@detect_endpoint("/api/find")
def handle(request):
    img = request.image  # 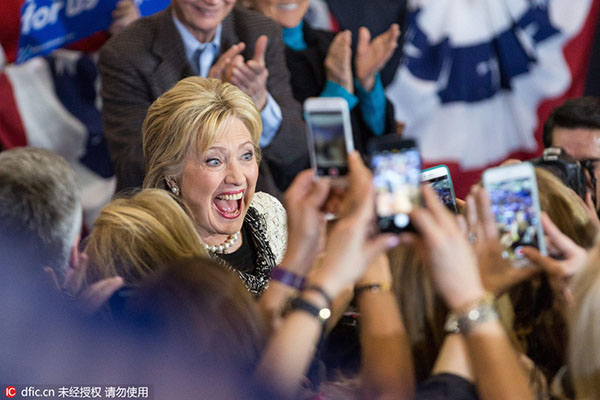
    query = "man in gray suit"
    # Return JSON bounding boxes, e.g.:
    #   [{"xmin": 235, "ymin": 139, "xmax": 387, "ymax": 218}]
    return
[{"xmin": 99, "ymin": 0, "xmax": 308, "ymax": 193}]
